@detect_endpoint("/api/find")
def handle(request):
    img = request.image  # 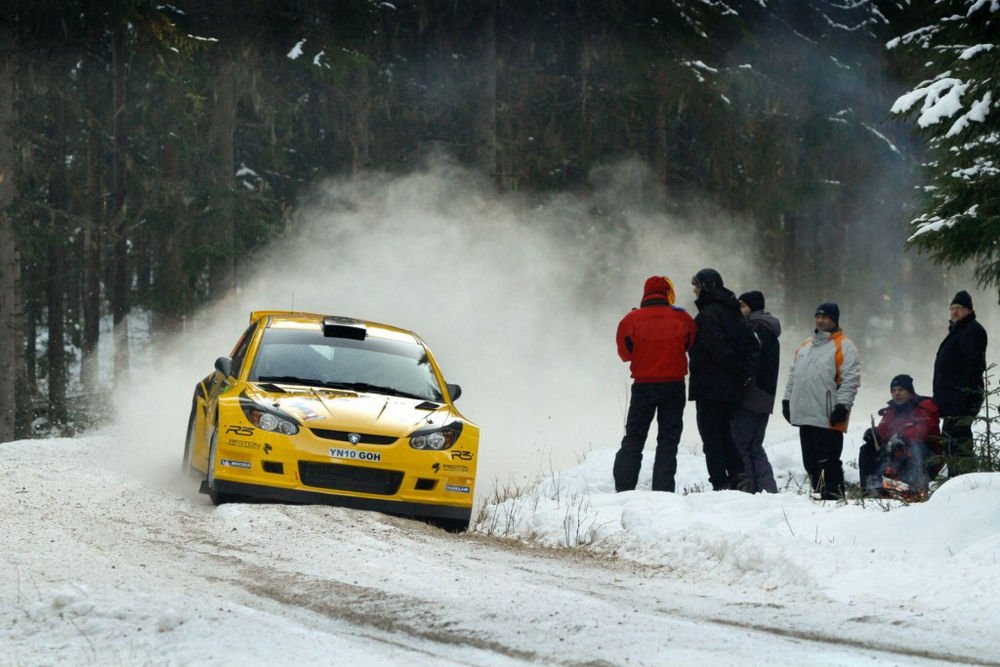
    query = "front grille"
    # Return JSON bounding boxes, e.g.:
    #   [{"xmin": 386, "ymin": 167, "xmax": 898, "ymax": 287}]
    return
[
  {"xmin": 309, "ymin": 428, "xmax": 398, "ymax": 445},
  {"xmin": 298, "ymin": 461, "xmax": 404, "ymax": 495}
]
